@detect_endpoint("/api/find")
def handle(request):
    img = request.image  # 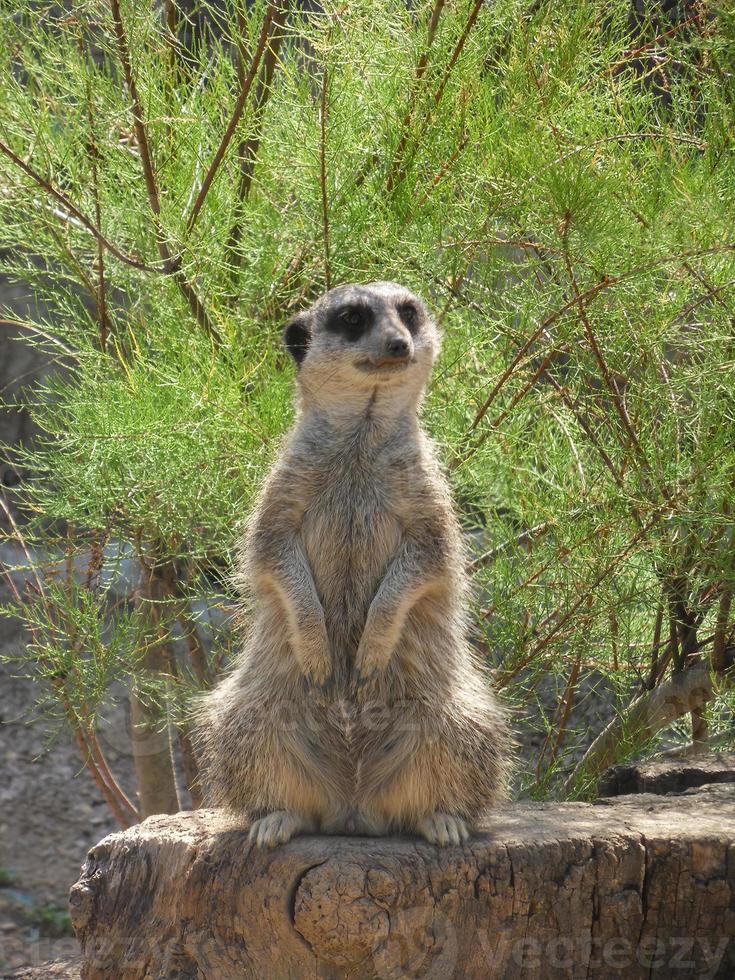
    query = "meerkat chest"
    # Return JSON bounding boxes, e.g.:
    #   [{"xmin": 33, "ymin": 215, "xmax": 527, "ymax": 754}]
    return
[
  {"xmin": 298, "ymin": 431, "xmax": 421, "ymax": 590},
  {"xmin": 301, "ymin": 457, "xmax": 404, "ymax": 576}
]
